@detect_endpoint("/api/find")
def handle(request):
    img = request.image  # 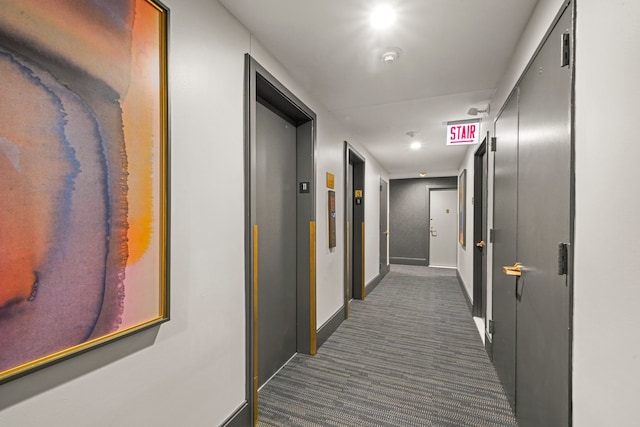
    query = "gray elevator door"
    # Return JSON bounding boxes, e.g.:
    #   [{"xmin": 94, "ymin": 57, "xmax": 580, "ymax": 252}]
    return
[
  {"xmin": 256, "ymin": 102, "xmax": 297, "ymax": 387},
  {"xmin": 492, "ymin": 90, "xmax": 519, "ymax": 407},
  {"xmin": 515, "ymin": 8, "xmax": 571, "ymax": 426}
]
